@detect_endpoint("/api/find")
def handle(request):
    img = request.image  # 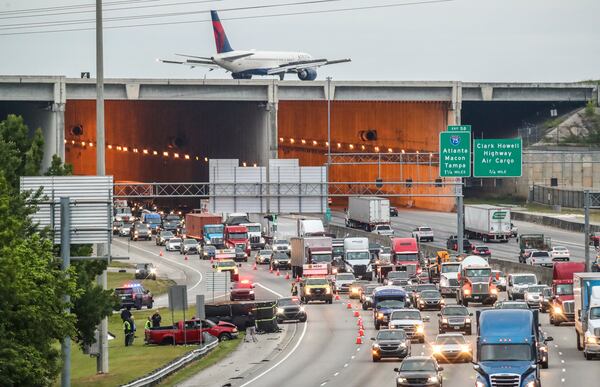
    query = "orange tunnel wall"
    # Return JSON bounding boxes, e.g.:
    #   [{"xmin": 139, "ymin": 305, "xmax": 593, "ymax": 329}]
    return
[{"xmin": 278, "ymin": 101, "xmax": 454, "ymax": 212}]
